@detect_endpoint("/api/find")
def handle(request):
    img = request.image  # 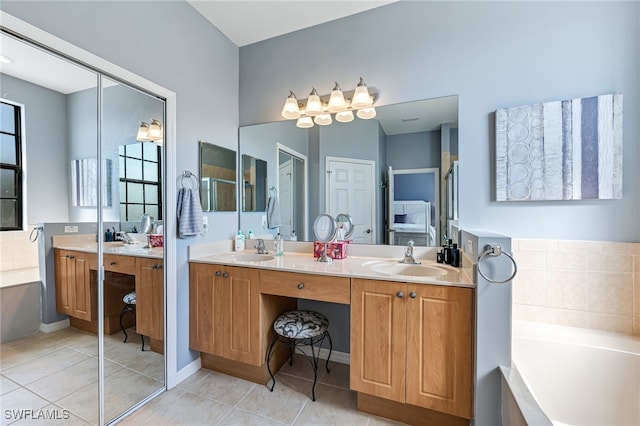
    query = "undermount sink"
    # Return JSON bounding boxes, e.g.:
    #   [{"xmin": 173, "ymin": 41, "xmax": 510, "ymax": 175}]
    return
[
  {"xmin": 230, "ymin": 253, "xmax": 275, "ymax": 262},
  {"xmin": 365, "ymin": 260, "xmax": 455, "ymax": 278}
]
